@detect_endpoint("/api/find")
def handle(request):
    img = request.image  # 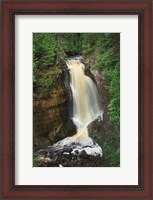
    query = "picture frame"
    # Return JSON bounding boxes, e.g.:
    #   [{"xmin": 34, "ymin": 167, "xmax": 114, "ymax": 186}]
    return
[{"xmin": 0, "ymin": 0, "xmax": 152, "ymax": 199}]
